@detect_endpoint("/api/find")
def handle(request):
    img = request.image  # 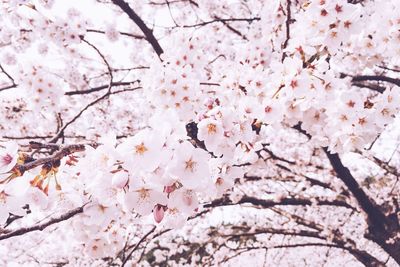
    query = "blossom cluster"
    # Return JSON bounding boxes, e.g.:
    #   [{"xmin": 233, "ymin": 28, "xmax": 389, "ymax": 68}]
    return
[{"xmin": 0, "ymin": 0, "xmax": 399, "ymax": 262}]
